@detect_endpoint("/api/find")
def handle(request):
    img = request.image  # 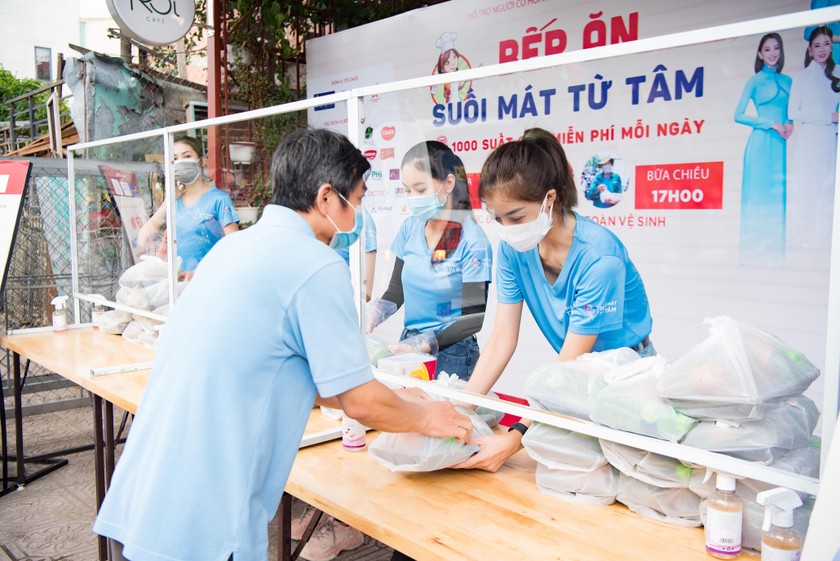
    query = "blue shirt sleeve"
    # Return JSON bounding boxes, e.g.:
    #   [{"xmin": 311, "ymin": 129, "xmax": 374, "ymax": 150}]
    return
[
  {"xmin": 569, "ymin": 256, "xmax": 625, "ymax": 334},
  {"xmin": 364, "ymin": 210, "xmax": 377, "ymax": 253},
  {"xmin": 495, "ymin": 242, "xmax": 523, "ymax": 304},
  {"xmin": 287, "ymin": 260, "xmax": 373, "ymax": 397},
  {"xmin": 215, "ymin": 191, "xmax": 239, "ymax": 227}
]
